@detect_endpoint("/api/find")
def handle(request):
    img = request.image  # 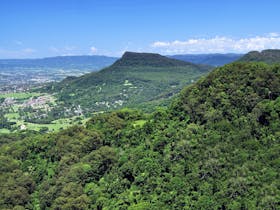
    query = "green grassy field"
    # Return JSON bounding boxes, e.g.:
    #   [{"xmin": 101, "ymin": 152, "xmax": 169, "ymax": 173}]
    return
[
  {"xmin": 4, "ymin": 112, "xmax": 20, "ymax": 120},
  {"xmin": 0, "ymin": 92, "xmax": 41, "ymax": 99},
  {"xmin": 23, "ymin": 116, "xmax": 90, "ymax": 132},
  {"xmin": 0, "ymin": 91, "xmax": 89, "ymax": 134},
  {"xmin": 0, "ymin": 116, "xmax": 90, "ymax": 134}
]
